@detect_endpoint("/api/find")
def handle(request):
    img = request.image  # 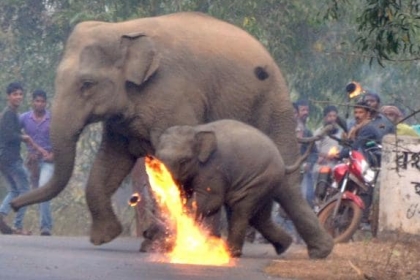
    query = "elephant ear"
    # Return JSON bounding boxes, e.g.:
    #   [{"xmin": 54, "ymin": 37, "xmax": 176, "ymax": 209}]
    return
[
  {"xmin": 196, "ymin": 131, "xmax": 217, "ymax": 163},
  {"xmin": 120, "ymin": 33, "xmax": 161, "ymax": 86}
]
